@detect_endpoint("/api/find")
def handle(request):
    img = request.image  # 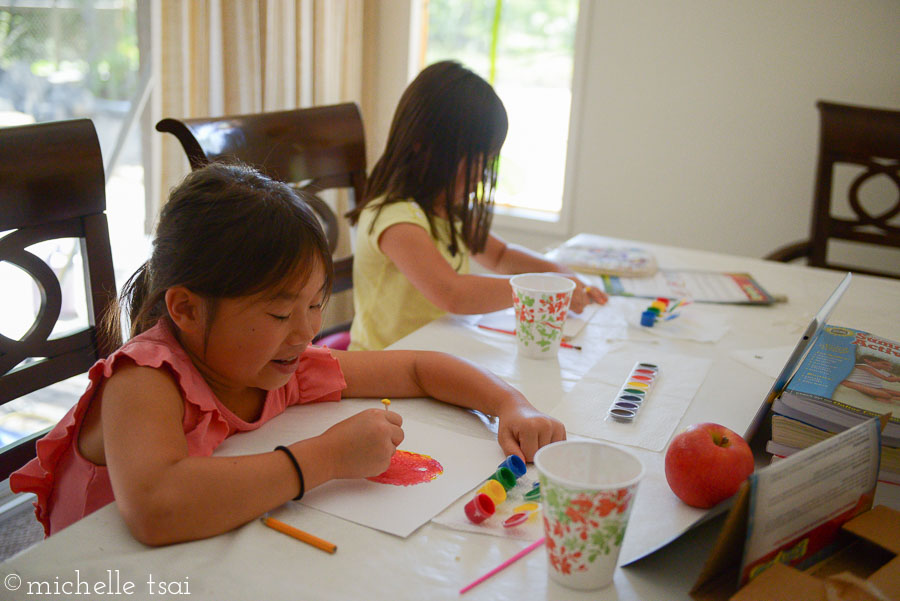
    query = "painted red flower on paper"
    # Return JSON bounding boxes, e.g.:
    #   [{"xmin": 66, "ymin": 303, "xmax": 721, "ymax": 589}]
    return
[{"xmin": 367, "ymin": 450, "xmax": 443, "ymax": 486}]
